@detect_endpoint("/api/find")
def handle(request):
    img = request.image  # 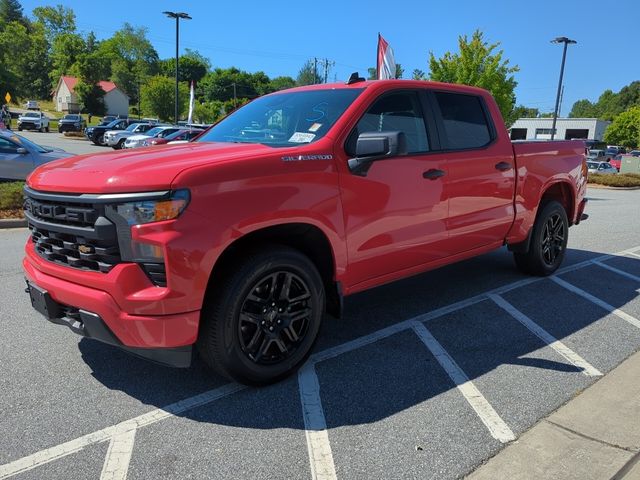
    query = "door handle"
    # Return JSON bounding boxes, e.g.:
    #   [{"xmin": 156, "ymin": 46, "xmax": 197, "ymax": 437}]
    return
[
  {"xmin": 423, "ymin": 169, "xmax": 446, "ymax": 180},
  {"xmin": 495, "ymin": 161, "xmax": 513, "ymax": 171}
]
